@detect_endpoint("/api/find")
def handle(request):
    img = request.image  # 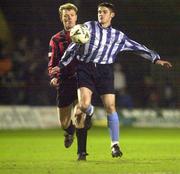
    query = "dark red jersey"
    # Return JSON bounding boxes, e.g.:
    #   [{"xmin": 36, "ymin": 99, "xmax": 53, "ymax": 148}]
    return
[{"xmin": 48, "ymin": 30, "xmax": 77, "ymax": 80}]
